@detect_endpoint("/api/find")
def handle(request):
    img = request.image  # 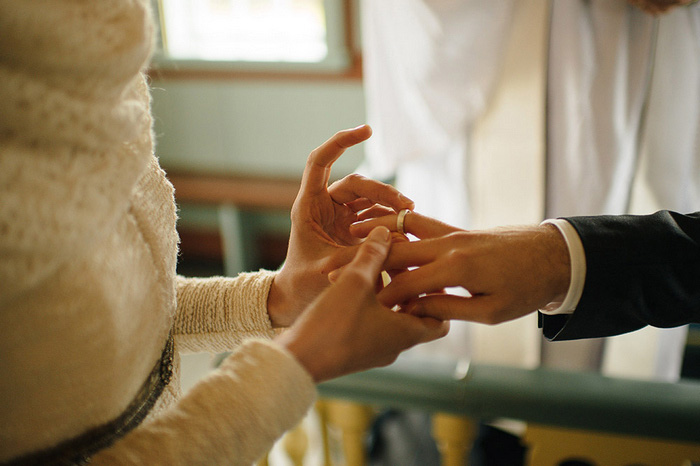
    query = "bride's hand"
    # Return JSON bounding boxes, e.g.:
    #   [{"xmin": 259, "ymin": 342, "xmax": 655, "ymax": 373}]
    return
[
  {"xmin": 276, "ymin": 227, "xmax": 449, "ymax": 383},
  {"xmin": 267, "ymin": 125, "xmax": 414, "ymax": 327}
]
